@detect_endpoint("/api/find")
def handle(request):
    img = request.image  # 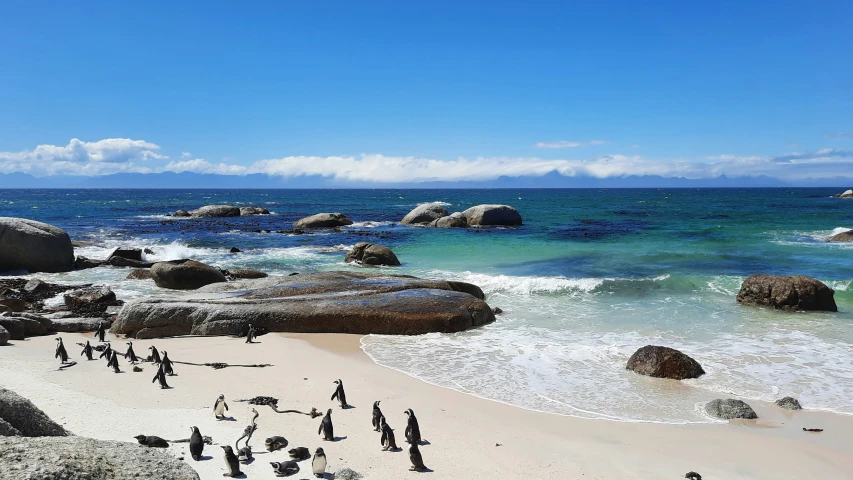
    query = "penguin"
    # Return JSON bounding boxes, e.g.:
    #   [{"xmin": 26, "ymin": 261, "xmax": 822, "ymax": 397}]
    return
[
  {"xmin": 99, "ymin": 342, "xmax": 112, "ymax": 363},
  {"xmin": 380, "ymin": 416, "xmax": 399, "ymax": 451},
  {"xmin": 94, "ymin": 322, "xmax": 106, "ymax": 342},
  {"xmin": 318, "ymin": 408, "xmax": 334, "ymax": 441},
  {"xmin": 221, "ymin": 445, "xmax": 243, "ymax": 477},
  {"xmin": 264, "ymin": 436, "xmax": 288, "ymax": 452},
  {"xmin": 125, "ymin": 341, "xmax": 138, "ymax": 363},
  {"xmin": 311, "ymin": 447, "xmax": 327, "ymax": 478},
  {"xmin": 408, "ymin": 437, "xmax": 428, "ymax": 471},
  {"xmin": 245, "ymin": 324, "xmax": 256, "ymax": 344},
  {"xmin": 80, "ymin": 340, "xmax": 93, "ymax": 361},
  {"xmin": 108, "ymin": 350, "xmax": 121, "ymax": 373},
  {"xmin": 134, "ymin": 435, "xmax": 169, "ymax": 448},
  {"xmin": 152, "ymin": 363, "xmax": 170, "ymax": 389},
  {"xmin": 288, "ymin": 447, "xmax": 311, "ymax": 461},
  {"xmin": 372, "ymin": 400, "xmax": 383, "ymax": 432},
  {"xmin": 149, "ymin": 345, "xmax": 161, "ymax": 364},
  {"xmin": 331, "ymin": 379, "xmax": 349, "ymax": 408},
  {"xmin": 161, "ymin": 351, "xmax": 175, "ymax": 375},
  {"xmin": 270, "ymin": 461, "xmax": 300, "ymax": 477},
  {"xmin": 404, "ymin": 408, "xmax": 422, "ymax": 444},
  {"xmin": 54, "ymin": 337, "xmax": 69, "ymax": 363},
  {"xmin": 685, "ymin": 473, "xmax": 702, "ymax": 480},
  {"xmin": 214, "ymin": 394, "xmax": 229, "ymax": 419},
  {"xmin": 189, "ymin": 426, "xmax": 204, "ymax": 461}
]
